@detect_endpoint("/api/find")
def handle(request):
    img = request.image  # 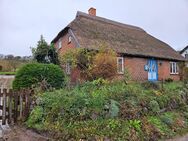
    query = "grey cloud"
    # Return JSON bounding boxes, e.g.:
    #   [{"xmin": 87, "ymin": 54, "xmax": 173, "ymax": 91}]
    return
[{"xmin": 0, "ymin": 0, "xmax": 188, "ymax": 56}]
